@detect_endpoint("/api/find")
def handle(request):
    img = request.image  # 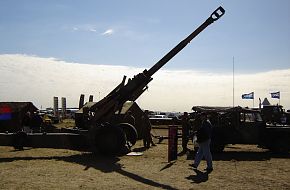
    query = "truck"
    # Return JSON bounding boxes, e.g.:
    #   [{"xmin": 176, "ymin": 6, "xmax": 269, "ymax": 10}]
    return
[
  {"xmin": 191, "ymin": 106, "xmax": 290, "ymax": 153},
  {"xmin": 0, "ymin": 7, "xmax": 225, "ymax": 155},
  {"xmin": 260, "ymin": 105, "xmax": 290, "ymax": 125}
]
